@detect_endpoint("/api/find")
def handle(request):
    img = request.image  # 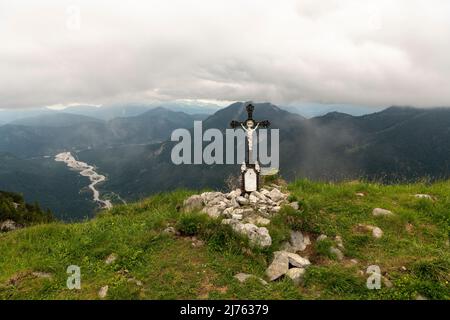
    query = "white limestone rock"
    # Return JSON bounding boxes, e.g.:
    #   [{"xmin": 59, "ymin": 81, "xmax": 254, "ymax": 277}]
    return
[
  {"xmin": 231, "ymin": 197, "xmax": 240, "ymax": 208},
  {"xmin": 268, "ymin": 188, "xmax": 284, "ymax": 202},
  {"xmin": 208, "ymin": 197, "xmax": 226, "ymax": 207},
  {"xmin": 372, "ymin": 208, "xmax": 393, "ymax": 217},
  {"xmin": 271, "ymin": 206, "xmax": 281, "ymax": 214},
  {"xmin": 249, "ymin": 194, "xmax": 259, "ymax": 204},
  {"xmin": 289, "ymin": 202, "xmax": 299, "ymax": 210},
  {"xmin": 98, "ymin": 285, "xmax": 109, "ymax": 299},
  {"xmin": 234, "ymin": 273, "xmax": 267, "ymax": 285},
  {"xmin": 285, "ymin": 268, "xmax": 306, "ymax": 285},
  {"xmin": 372, "ymin": 227, "xmax": 383, "ymax": 239},
  {"xmin": 335, "ymin": 235, "xmax": 344, "ymax": 249},
  {"xmin": 227, "ymin": 189, "xmax": 241, "ymax": 199},
  {"xmin": 266, "ymin": 251, "xmax": 289, "ymax": 281},
  {"xmin": 245, "ymin": 215, "xmax": 270, "ymax": 226},
  {"xmin": 232, "ymin": 214, "xmax": 243, "ymax": 220},
  {"xmin": 183, "ymin": 195, "xmax": 204, "ymax": 212},
  {"xmin": 222, "ymin": 207, "xmax": 234, "ymax": 217},
  {"xmin": 236, "ymin": 196, "xmax": 249, "ymax": 206},
  {"xmin": 163, "ymin": 226, "xmax": 178, "ymax": 236},
  {"xmin": 290, "ymin": 231, "xmax": 310, "ymax": 252},
  {"xmin": 251, "ymin": 190, "xmax": 266, "ymax": 201},
  {"xmin": 201, "ymin": 192, "xmax": 224, "ymax": 204},
  {"xmin": 383, "ymin": 276, "xmax": 393, "ymax": 288},
  {"xmin": 286, "ymin": 252, "xmax": 311, "ymax": 268},
  {"xmin": 246, "ymin": 225, "xmax": 272, "ymax": 248},
  {"xmin": 202, "ymin": 206, "xmax": 223, "ymax": 219},
  {"xmin": 0, "ymin": 219, "xmax": 20, "ymax": 232},
  {"xmin": 222, "ymin": 220, "xmax": 272, "ymax": 248},
  {"xmin": 232, "ymin": 208, "xmax": 245, "ymax": 215},
  {"xmin": 255, "ymin": 217, "xmax": 271, "ymax": 226},
  {"xmin": 414, "ymin": 194, "xmax": 433, "ymax": 200},
  {"xmin": 241, "ymin": 208, "xmax": 255, "ymax": 215},
  {"xmin": 329, "ymin": 247, "xmax": 344, "ymax": 261},
  {"xmin": 357, "ymin": 224, "xmax": 383, "ymax": 238}
]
